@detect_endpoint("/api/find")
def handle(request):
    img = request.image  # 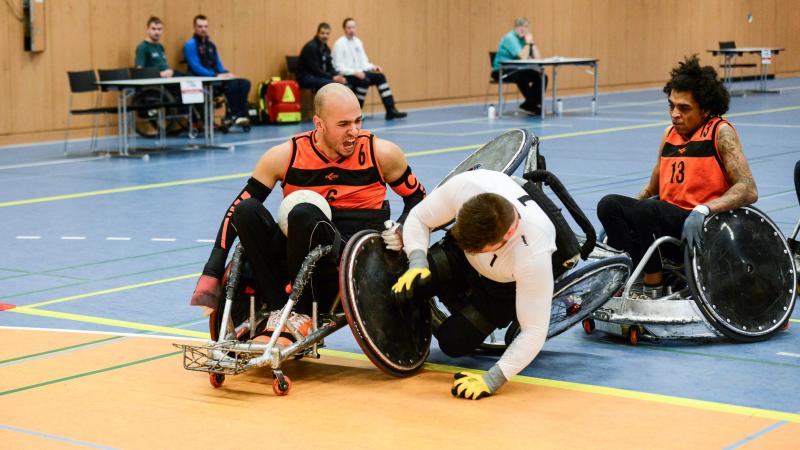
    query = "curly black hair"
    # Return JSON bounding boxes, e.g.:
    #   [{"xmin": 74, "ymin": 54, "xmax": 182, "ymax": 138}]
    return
[{"xmin": 663, "ymin": 55, "xmax": 730, "ymax": 117}]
